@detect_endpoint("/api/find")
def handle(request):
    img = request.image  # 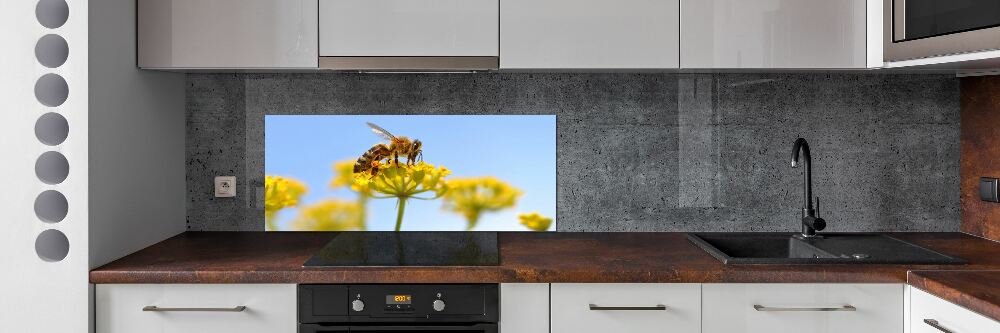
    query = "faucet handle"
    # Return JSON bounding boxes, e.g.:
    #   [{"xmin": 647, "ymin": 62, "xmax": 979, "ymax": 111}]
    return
[{"xmin": 815, "ymin": 196, "xmax": 820, "ymax": 218}]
